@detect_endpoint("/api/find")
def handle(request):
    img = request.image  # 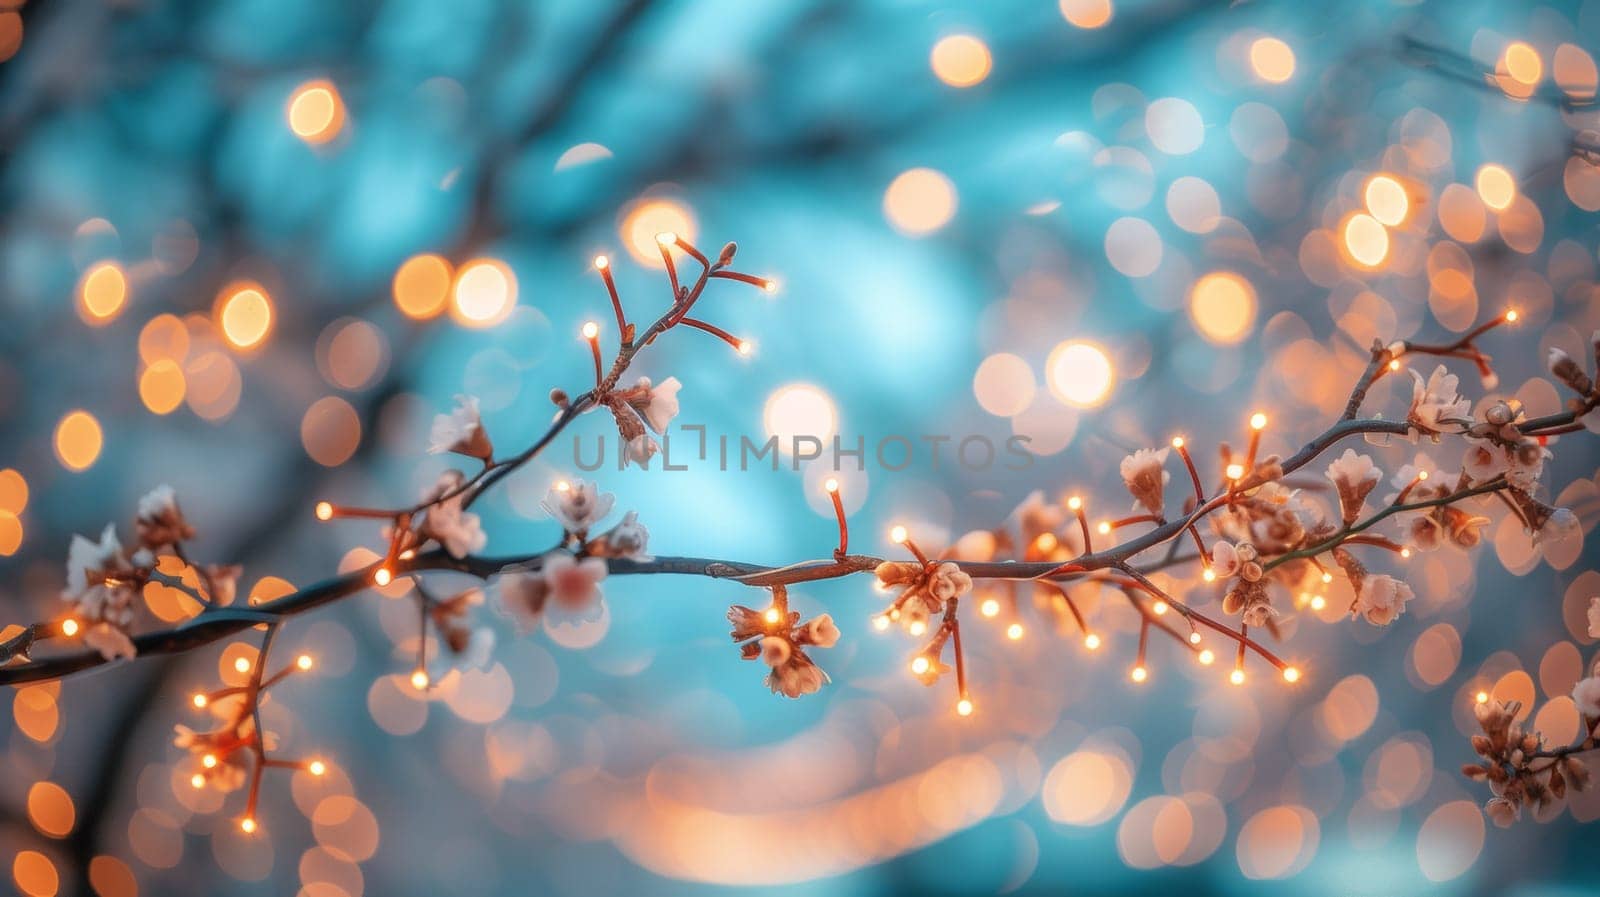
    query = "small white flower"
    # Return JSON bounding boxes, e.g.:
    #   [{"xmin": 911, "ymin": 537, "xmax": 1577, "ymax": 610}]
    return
[
  {"xmin": 770, "ymin": 661, "xmax": 826, "ymax": 698},
  {"xmin": 1461, "ymin": 438, "xmax": 1509, "ymax": 484},
  {"xmin": 1536, "ymin": 507, "xmax": 1581, "ymax": 546},
  {"xmin": 134, "ymin": 484, "xmax": 194, "ymax": 548},
  {"xmin": 1119, "ymin": 448, "xmax": 1170, "ymax": 517},
  {"xmin": 806, "ymin": 614, "xmax": 840, "ymax": 649},
  {"xmin": 630, "ymin": 376, "xmax": 682, "ymax": 433},
  {"xmin": 1572, "ymin": 676, "xmax": 1600, "ymax": 717},
  {"xmin": 493, "ymin": 570, "xmax": 549, "ymax": 635},
  {"xmin": 542, "ymin": 552, "xmax": 607, "ymax": 620},
  {"xmin": 1485, "ymin": 797, "xmax": 1519, "ymax": 828},
  {"xmin": 1505, "ymin": 441, "xmax": 1550, "ymax": 491},
  {"xmin": 1588, "ymin": 596, "xmax": 1600, "ymax": 640},
  {"xmin": 927, "ymin": 562, "xmax": 973, "ymax": 603},
  {"xmin": 428, "ymin": 395, "xmax": 493, "ymax": 461},
  {"xmin": 1210, "ymin": 541, "xmax": 1240, "ymax": 579},
  {"xmin": 626, "ymin": 434, "xmax": 659, "ymax": 468},
  {"xmin": 759, "ymin": 636, "xmax": 792, "ymax": 668},
  {"xmin": 419, "ymin": 471, "xmax": 487, "ymax": 558},
  {"xmin": 1325, "ymin": 448, "xmax": 1381, "ymax": 524},
  {"xmin": 1351, "ymin": 574, "xmax": 1414, "ymax": 627},
  {"xmin": 84, "ymin": 622, "xmax": 136, "ymax": 661},
  {"xmin": 1406, "ymin": 365, "xmax": 1471, "ymax": 438},
  {"xmin": 539, "ymin": 479, "xmax": 615, "ymax": 535},
  {"xmin": 64, "ymin": 523, "xmax": 123, "ymax": 600},
  {"xmin": 591, "ymin": 510, "xmax": 650, "ymax": 560}
]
